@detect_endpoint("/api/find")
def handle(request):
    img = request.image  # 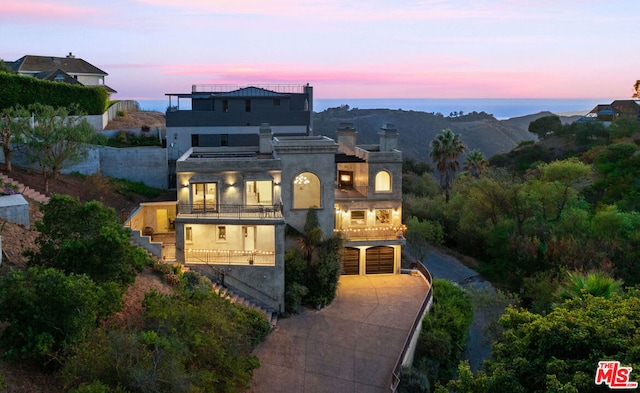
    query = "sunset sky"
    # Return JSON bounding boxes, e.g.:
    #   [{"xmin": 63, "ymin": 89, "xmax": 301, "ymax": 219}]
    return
[{"xmin": 2, "ymin": 0, "xmax": 639, "ymax": 101}]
